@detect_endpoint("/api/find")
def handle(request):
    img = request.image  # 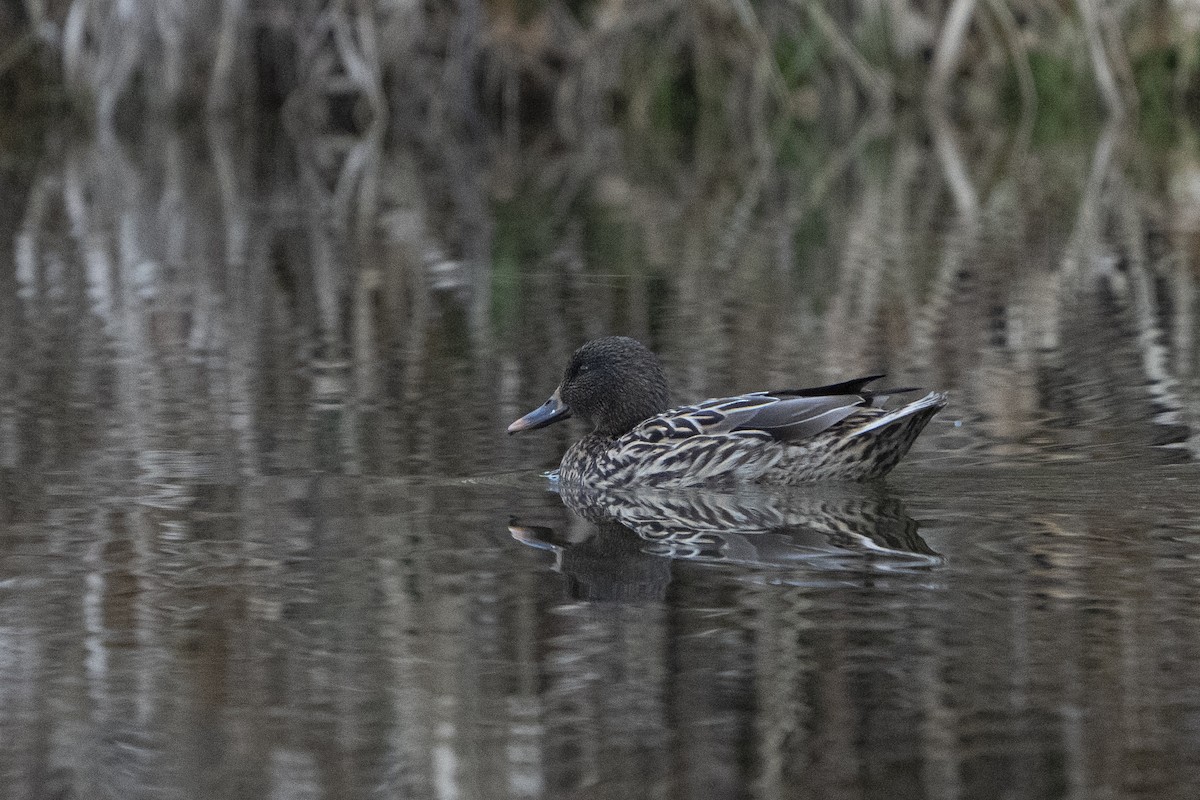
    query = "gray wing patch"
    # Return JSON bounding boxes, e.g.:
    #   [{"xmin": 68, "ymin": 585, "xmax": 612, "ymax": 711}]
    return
[
  {"xmin": 634, "ymin": 394, "xmax": 864, "ymax": 443},
  {"xmin": 641, "ymin": 396, "xmax": 777, "ymax": 437},
  {"xmin": 746, "ymin": 397, "xmax": 863, "ymax": 441}
]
